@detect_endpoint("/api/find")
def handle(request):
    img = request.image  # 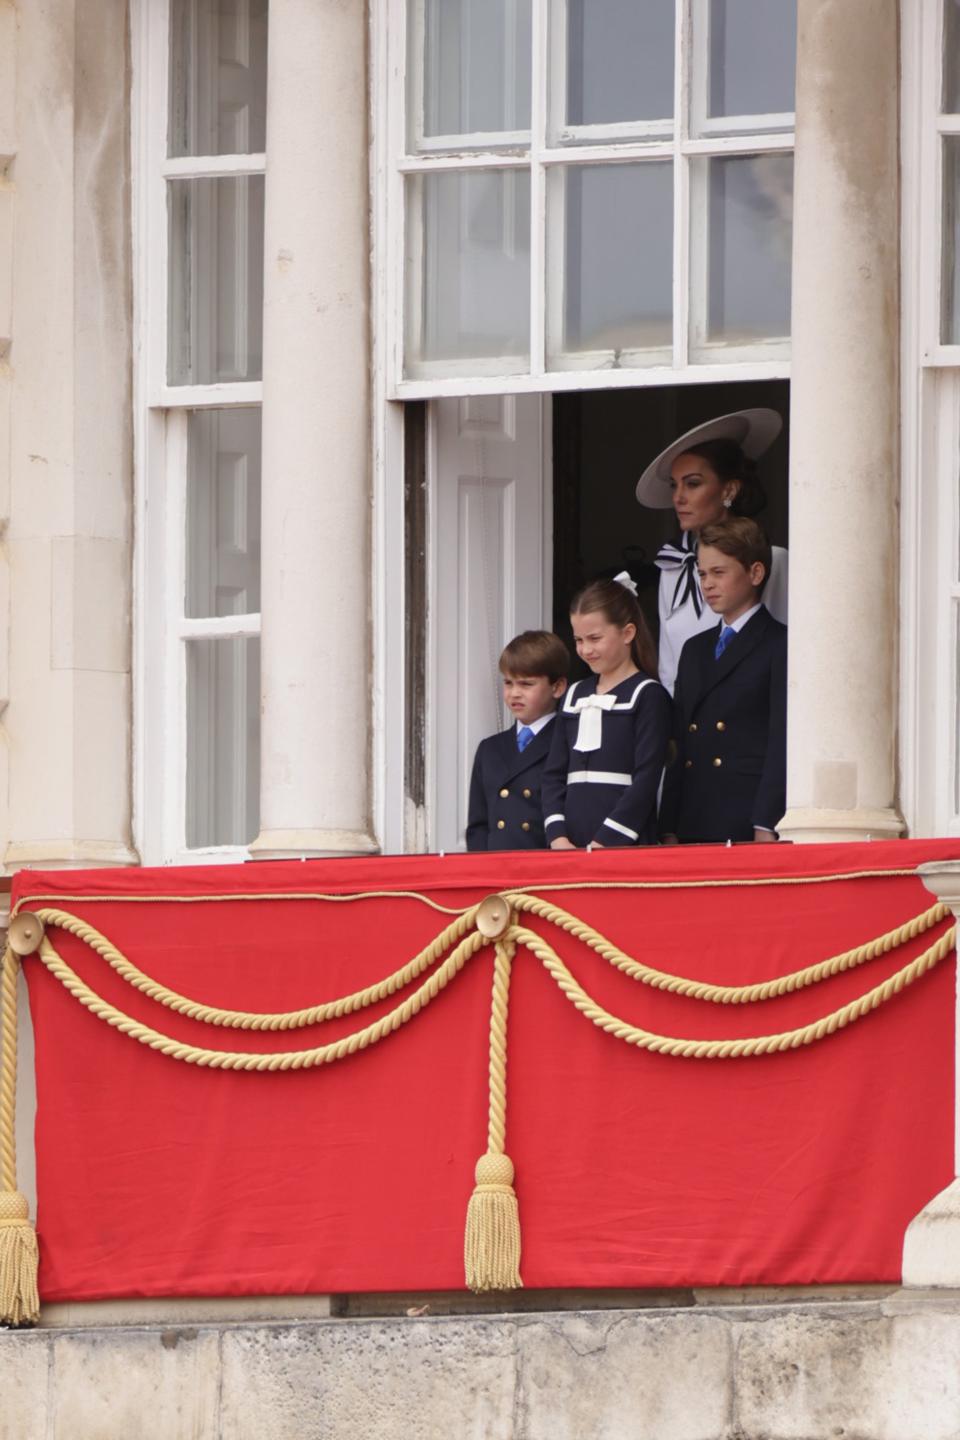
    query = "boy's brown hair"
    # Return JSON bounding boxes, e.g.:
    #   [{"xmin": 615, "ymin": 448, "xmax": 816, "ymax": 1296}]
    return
[
  {"xmin": 698, "ymin": 517, "xmax": 773, "ymax": 591},
  {"xmin": 499, "ymin": 630, "xmax": 570, "ymax": 683}
]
